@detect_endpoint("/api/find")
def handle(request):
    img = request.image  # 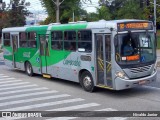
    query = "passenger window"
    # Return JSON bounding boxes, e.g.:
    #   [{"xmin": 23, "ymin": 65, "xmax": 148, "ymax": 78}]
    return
[
  {"xmin": 19, "ymin": 32, "xmax": 28, "ymax": 47},
  {"xmin": 78, "ymin": 30, "xmax": 92, "ymax": 52},
  {"xmin": 51, "ymin": 31, "xmax": 63, "ymax": 50},
  {"xmin": 64, "ymin": 31, "xmax": 76, "ymax": 51},
  {"xmin": 3, "ymin": 33, "xmax": 11, "ymax": 46},
  {"xmin": 28, "ymin": 32, "xmax": 37, "ymax": 48}
]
